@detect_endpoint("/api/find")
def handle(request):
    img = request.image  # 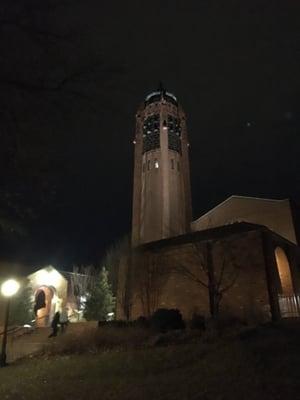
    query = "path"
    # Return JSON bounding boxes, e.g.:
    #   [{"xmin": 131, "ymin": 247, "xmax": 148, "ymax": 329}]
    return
[{"xmin": 6, "ymin": 327, "xmax": 51, "ymax": 362}]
